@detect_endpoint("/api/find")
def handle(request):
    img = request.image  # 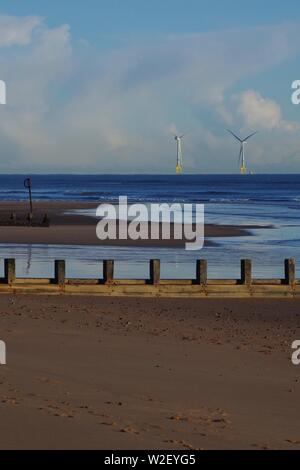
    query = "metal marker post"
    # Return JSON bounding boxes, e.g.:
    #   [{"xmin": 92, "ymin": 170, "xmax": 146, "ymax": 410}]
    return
[{"xmin": 24, "ymin": 178, "xmax": 33, "ymax": 223}]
